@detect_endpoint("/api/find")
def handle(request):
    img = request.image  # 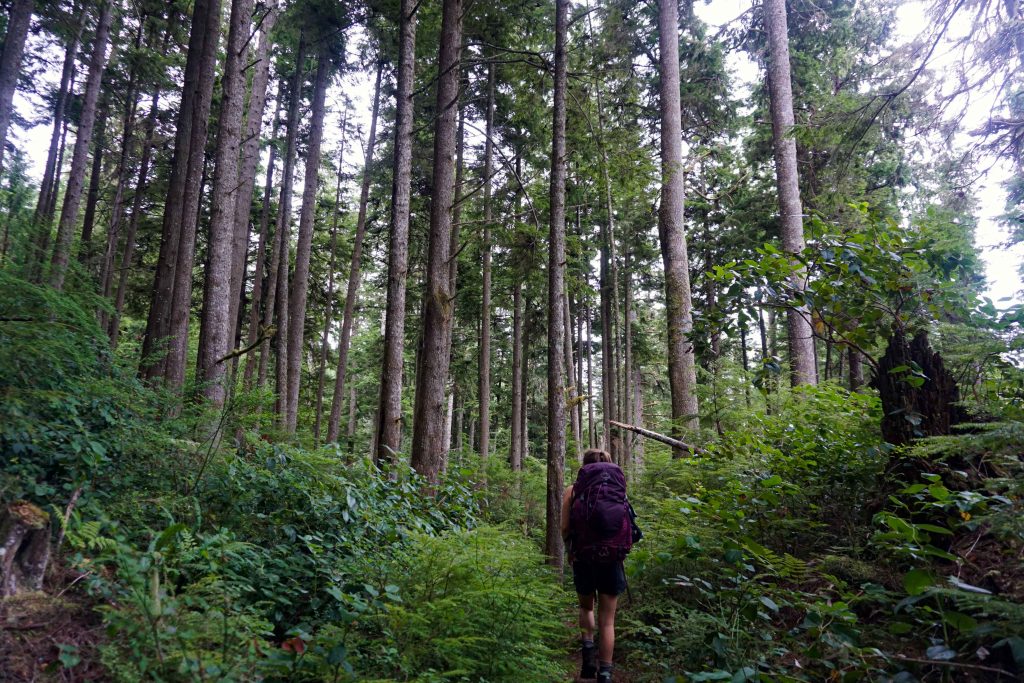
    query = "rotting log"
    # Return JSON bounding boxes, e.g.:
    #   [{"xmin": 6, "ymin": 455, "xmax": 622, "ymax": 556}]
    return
[
  {"xmin": 610, "ymin": 420, "xmax": 703, "ymax": 456},
  {"xmin": 1, "ymin": 501, "xmax": 51, "ymax": 596}
]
